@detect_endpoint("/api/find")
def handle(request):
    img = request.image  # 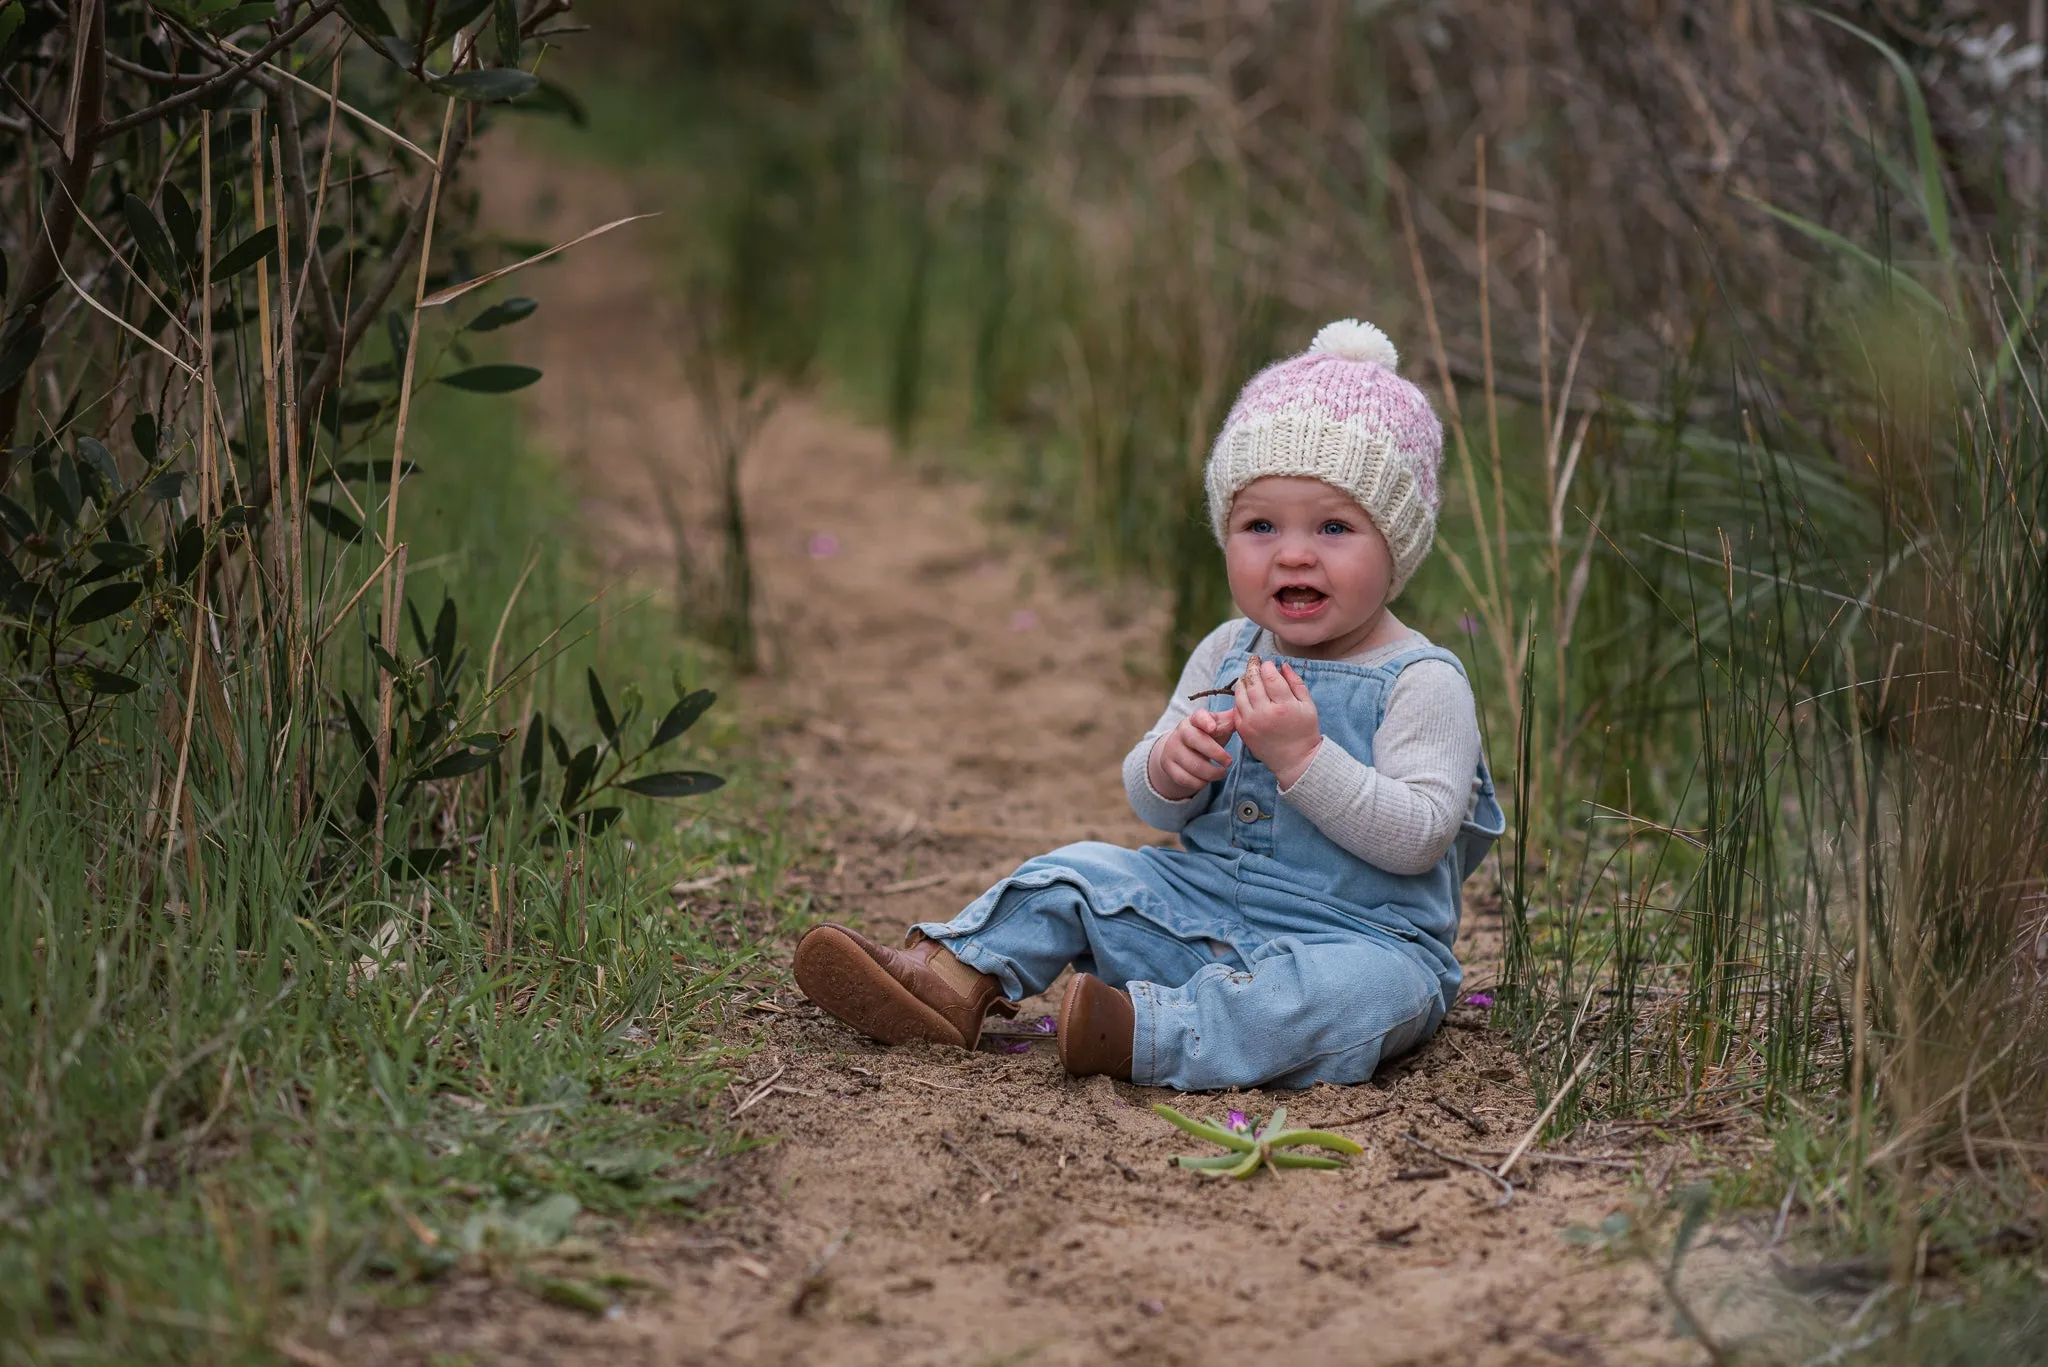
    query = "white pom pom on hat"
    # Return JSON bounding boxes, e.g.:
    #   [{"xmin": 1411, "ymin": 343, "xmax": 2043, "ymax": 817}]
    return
[{"xmin": 1308, "ymin": 318, "xmax": 1399, "ymax": 369}]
